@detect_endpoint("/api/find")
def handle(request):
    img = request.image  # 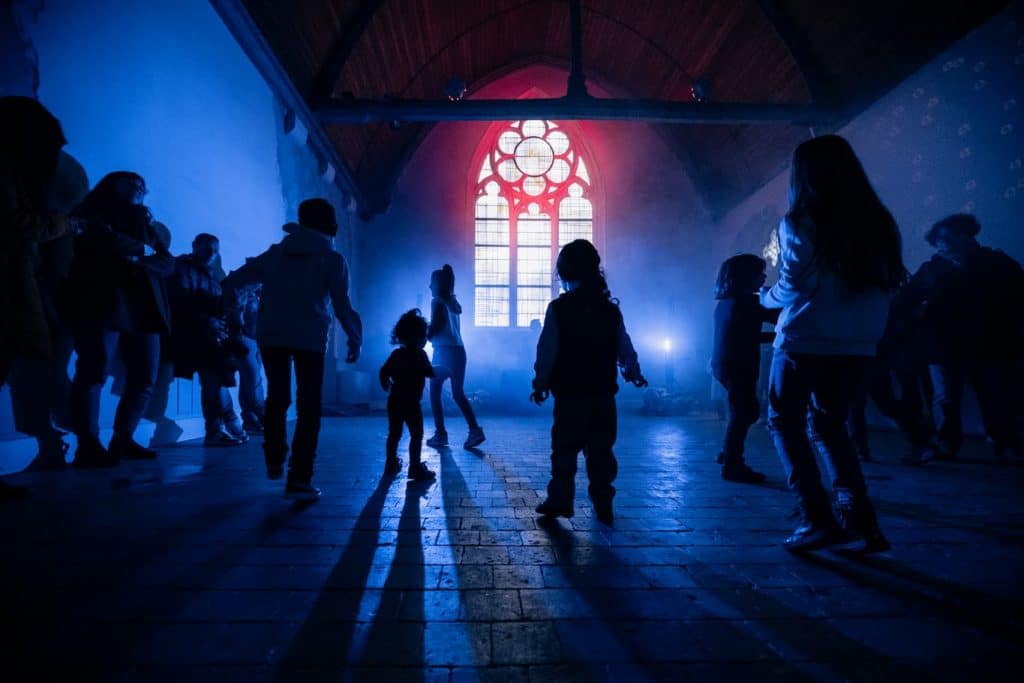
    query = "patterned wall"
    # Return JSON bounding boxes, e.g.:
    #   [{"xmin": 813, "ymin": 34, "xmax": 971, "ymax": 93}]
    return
[{"xmin": 717, "ymin": 0, "xmax": 1024, "ymax": 271}]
